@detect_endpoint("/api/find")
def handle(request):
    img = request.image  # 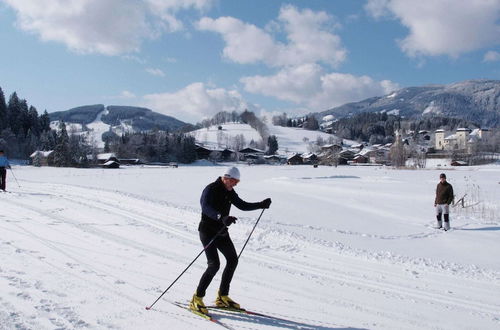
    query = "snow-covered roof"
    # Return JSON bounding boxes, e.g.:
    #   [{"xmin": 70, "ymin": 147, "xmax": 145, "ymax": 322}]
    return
[
  {"xmin": 30, "ymin": 150, "xmax": 54, "ymax": 158},
  {"xmin": 301, "ymin": 153, "xmax": 317, "ymax": 159},
  {"xmin": 322, "ymin": 114, "xmax": 335, "ymax": 122},
  {"xmin": 444, "ymin": 134, "xmax": 457, "ymax": 140},
  {"xmin": 97, "ymin": 153, "xmax": 116, "ymax": 160}
]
